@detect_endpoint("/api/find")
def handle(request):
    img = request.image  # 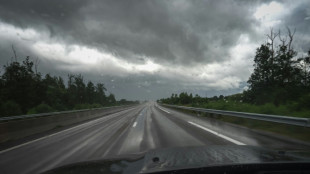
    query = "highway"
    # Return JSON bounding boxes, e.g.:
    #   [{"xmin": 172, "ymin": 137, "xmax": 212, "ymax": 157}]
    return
[{"xmin": 0, "ymin": 102, "xmax": 308, "ymax": 174}]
